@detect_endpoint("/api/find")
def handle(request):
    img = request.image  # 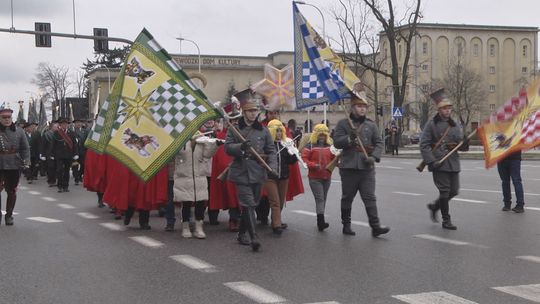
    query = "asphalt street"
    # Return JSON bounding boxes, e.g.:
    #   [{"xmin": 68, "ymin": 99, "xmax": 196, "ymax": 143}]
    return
[{"xmin": 1, "ymin": 158, "xmax": 539, "ymax": 304}]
